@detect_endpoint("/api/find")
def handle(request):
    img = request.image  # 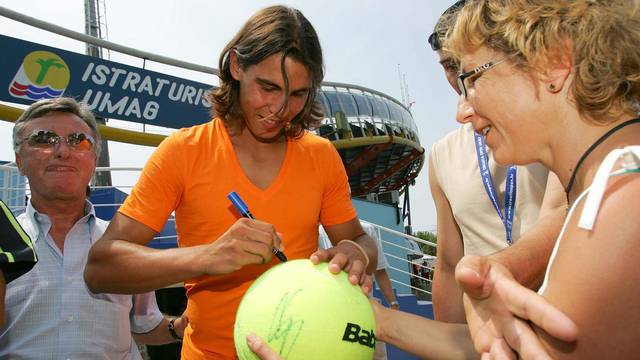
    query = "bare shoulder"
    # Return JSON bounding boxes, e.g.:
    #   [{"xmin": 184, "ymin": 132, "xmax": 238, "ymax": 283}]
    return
[
  {"xmin": 590, "ymin": 172, "xmax": 640, "ymax": 243},
  {"xmin": 539, "ymin": 173, "xmax": 640, "ymax": 358}
]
